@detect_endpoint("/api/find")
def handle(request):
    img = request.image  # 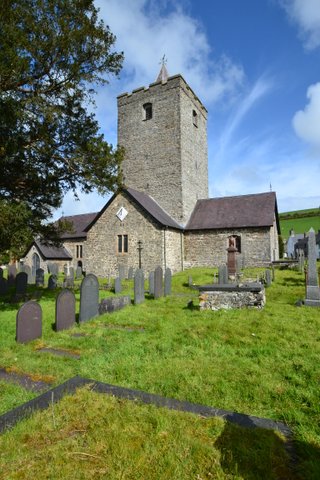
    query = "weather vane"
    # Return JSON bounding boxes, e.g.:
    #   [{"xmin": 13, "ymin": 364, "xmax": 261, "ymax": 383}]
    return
[{"xmin": 159, "ymin": 54, "xmax": 167, "ymax": 66}]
